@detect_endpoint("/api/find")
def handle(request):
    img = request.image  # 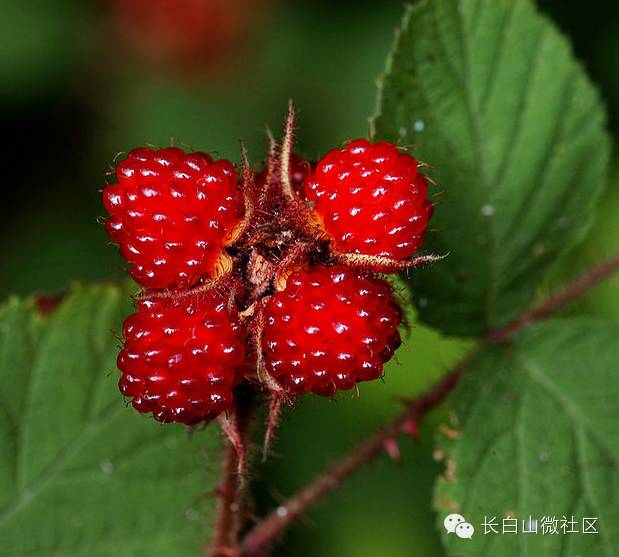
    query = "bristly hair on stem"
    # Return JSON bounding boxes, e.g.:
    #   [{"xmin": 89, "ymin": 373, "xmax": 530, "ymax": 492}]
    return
[
  {"xmin": 333, "ymin": 251, "xmax": 448, "ymax": 273},
  {"xmin": 280, "ymin": 101, "xmax": 297, "ymax": 201}
]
